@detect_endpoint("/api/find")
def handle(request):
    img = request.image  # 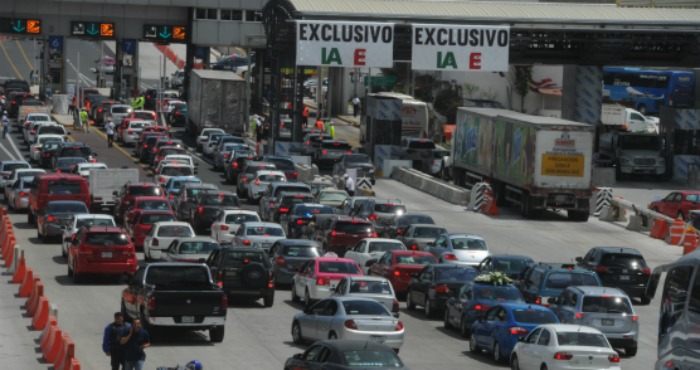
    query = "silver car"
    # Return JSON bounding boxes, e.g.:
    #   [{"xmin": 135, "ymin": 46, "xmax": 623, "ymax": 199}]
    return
[
  {"xmin": 0, "ymin": 160, "xmax": 31, "ymax": 190},
  {"xmin": 107, "ymin": 104, "xmax": 133, "ymax": 125},
  {"xmin": 549, "ymin": 285, "xmax": 639, "ymax": 356},
  {"xmin": 398, "ymin": 224, "xmax": 448, "ymax": 251},
  {"xmin": 291, "ymin": 297, "xmax": 404, "ymax": 350},
  {"xmin": 332, "ymin": 276, "xmax": 399, "ymax": 317},
  {"xmin": 3, "ymin": 168, "xmax": 45, "ymax": 199},
  {"xmin": 232, "ymin": 222, "xmax": 286, "ymax": 252},
  {"xmin": 6, "ymin": 176, "xmax": 34, "ymax": 212},
  {"xmin": 160, "ymin": 237, "xmax": 220, "ymax": 263},
  {"xmin": 213, "ymin": 143, "xmax": 249, "ymax": 171},
  {"xmin": 427, "ymin": 233, "xmax": 490, "ymax": 266}
]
